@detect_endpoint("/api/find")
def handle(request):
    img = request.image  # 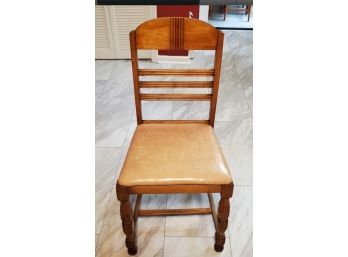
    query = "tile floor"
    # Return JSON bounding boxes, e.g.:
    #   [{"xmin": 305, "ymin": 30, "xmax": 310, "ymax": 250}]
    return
[
  {"xmin": 208, "ymin": 6, "xmax": 253, "ymax": 29},
  {"xmin": 95, "ymin": 30, "xmax": 253, "ymax": 257}
]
